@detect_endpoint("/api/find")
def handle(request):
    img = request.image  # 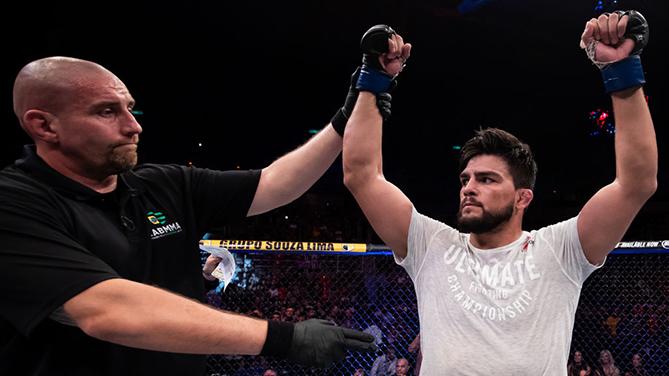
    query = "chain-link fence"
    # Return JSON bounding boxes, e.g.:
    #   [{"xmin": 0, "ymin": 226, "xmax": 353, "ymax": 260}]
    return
[
  {"xmin": 571, "ymin": 253, "xmax": 669, "ymax": 376},
  {"xmin": 202, "ymin": 250, "xmax": 668, "ymax": 376}
]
